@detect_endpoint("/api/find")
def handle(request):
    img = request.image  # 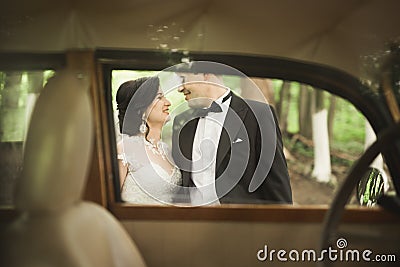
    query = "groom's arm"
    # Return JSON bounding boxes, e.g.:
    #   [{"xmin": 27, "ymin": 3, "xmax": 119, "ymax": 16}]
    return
[
  {"xmin": 260, "ymin": 105, "xmax": 292, "ymax": 203},
  {"xmin": 251, "ymin": 103, "xmax": 292, "ymax": 204}
]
